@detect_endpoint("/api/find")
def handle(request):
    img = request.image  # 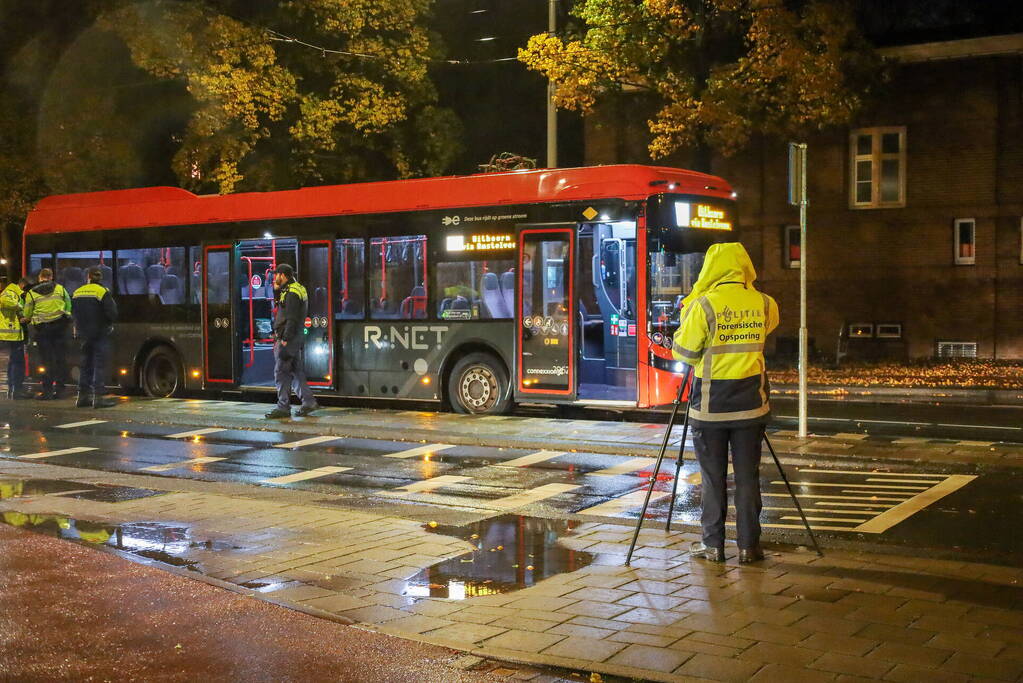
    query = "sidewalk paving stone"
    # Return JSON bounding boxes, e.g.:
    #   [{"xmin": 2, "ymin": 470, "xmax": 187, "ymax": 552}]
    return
[
  {"xmin": 607, "ymin": 643, "xmax": 693, "ymax": 673},
  {"xmin": 481, "ymin": 630, "xmax": 566, "ymax": 654},
  {"xmin": 675, "ymin": 653, "xmax": 763, "ymax": 682}
]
